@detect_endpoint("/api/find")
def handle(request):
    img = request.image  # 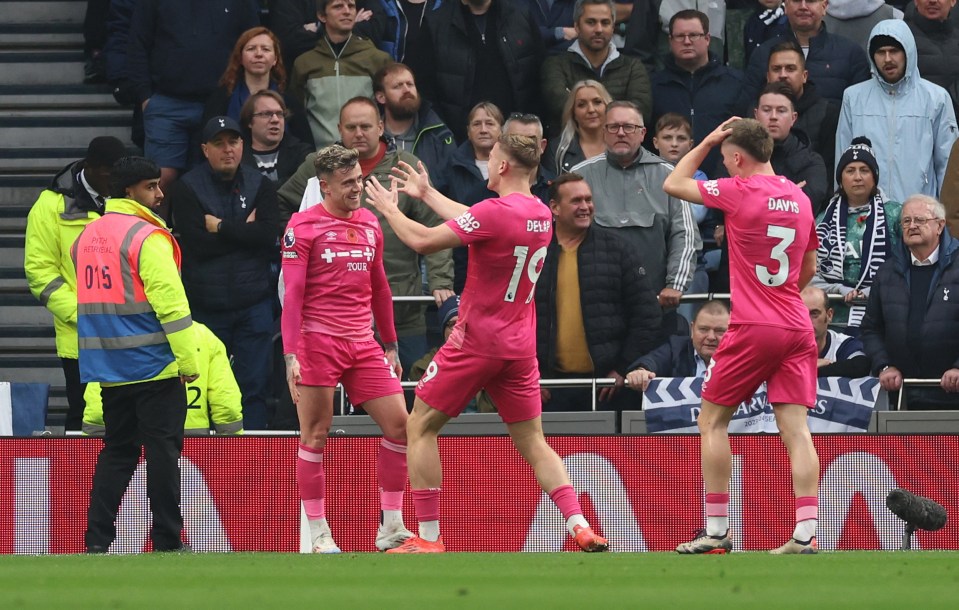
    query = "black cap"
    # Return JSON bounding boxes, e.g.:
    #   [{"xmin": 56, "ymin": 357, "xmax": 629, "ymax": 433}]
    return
[
  {"xmin": 202, "ymin": 116, "xmax": 242, "ymax": 142},
  {"xmin": 438, "ymin": 295, "xmax": 460, "ymax": 328}
]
